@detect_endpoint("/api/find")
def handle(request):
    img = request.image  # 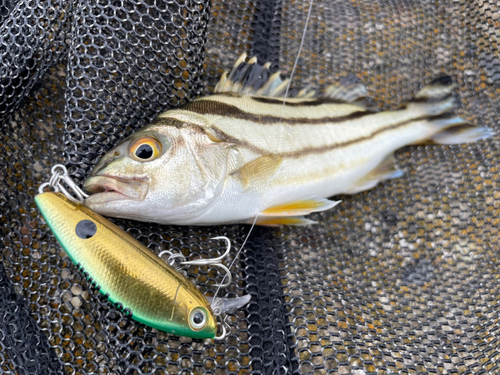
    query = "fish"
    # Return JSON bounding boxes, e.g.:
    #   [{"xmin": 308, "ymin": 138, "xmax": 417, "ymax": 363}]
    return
[
  {"xmin": 35, "ymin": 191, "xmax": 250, "ymax": 338},
  {"xmin": 83, "ymin": 54, "xmax": 493, "ymax": 226}
]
